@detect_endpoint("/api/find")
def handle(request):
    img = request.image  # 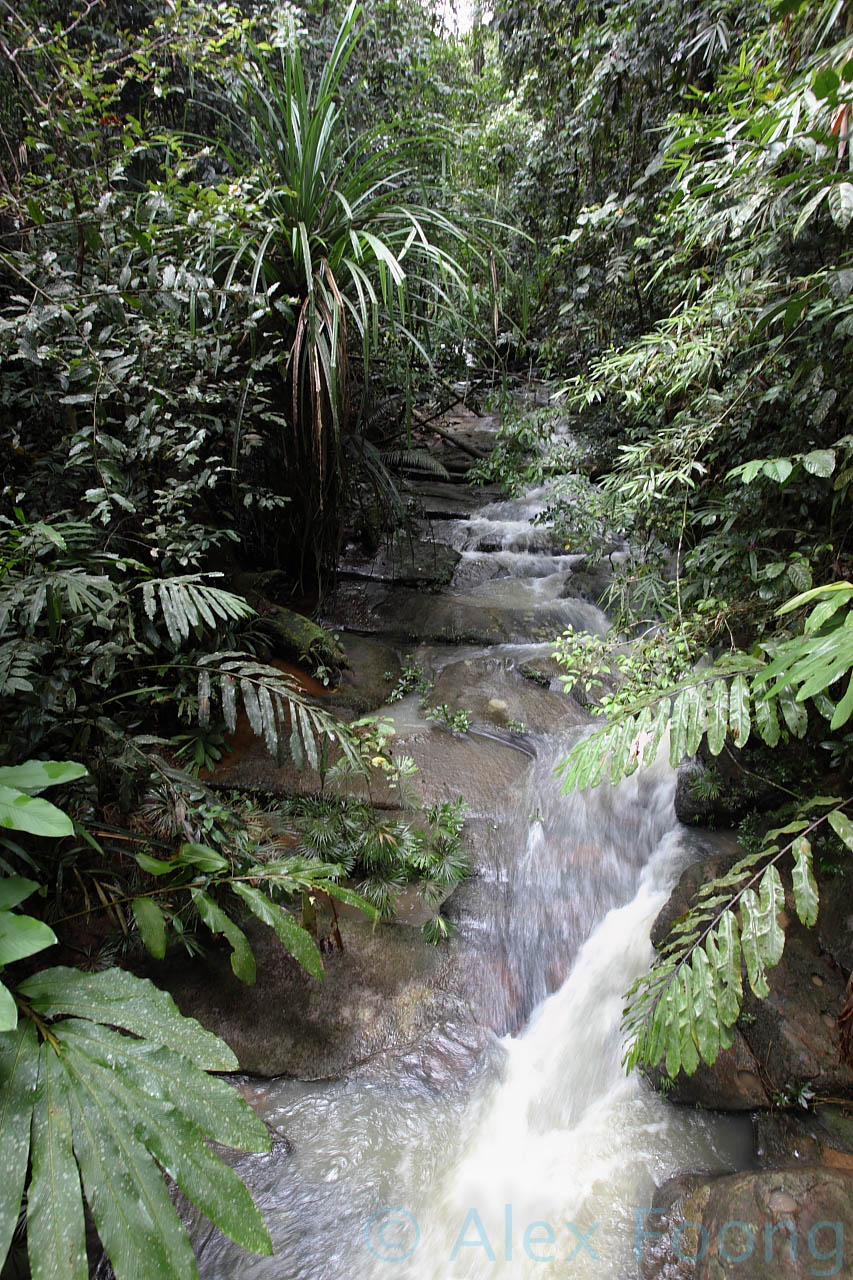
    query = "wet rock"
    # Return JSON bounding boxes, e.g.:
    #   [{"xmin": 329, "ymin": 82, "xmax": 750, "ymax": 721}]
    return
[
  {"xmin": 321, "ymin": 581, "xmax": 610, "ymax": 645},
  {"xmin": 754, "ymin": 1105, "xmax": 853, "ymax": 1171},
  {"xmin": 406, "ymin": 479, "xmax": 501, "ymax": 519},
  {"xmin": 338, "ymin": 529, "xmax": 461, "ymax": 587},
  {"xmin": 158, "ymin": 917, "xmax": 468, "ymax": 1079},
  {"xmin": 738, "ymin": 924, "xmax": 853, "ymax": 1103},
  {"xmin": 646, "ymin": 1030, "xmax": 769, "ymax": 1110},
  {"xmin": 642, "ymin": 1168, "xmax": 853, "ymax": 1279},
  {"xmin": 325, "ymin": 633, "xmax": 401, "ymax": 715},
  {"xmin": 425, "ymin": 656, "xmax": 587, "ymax": 736}
]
